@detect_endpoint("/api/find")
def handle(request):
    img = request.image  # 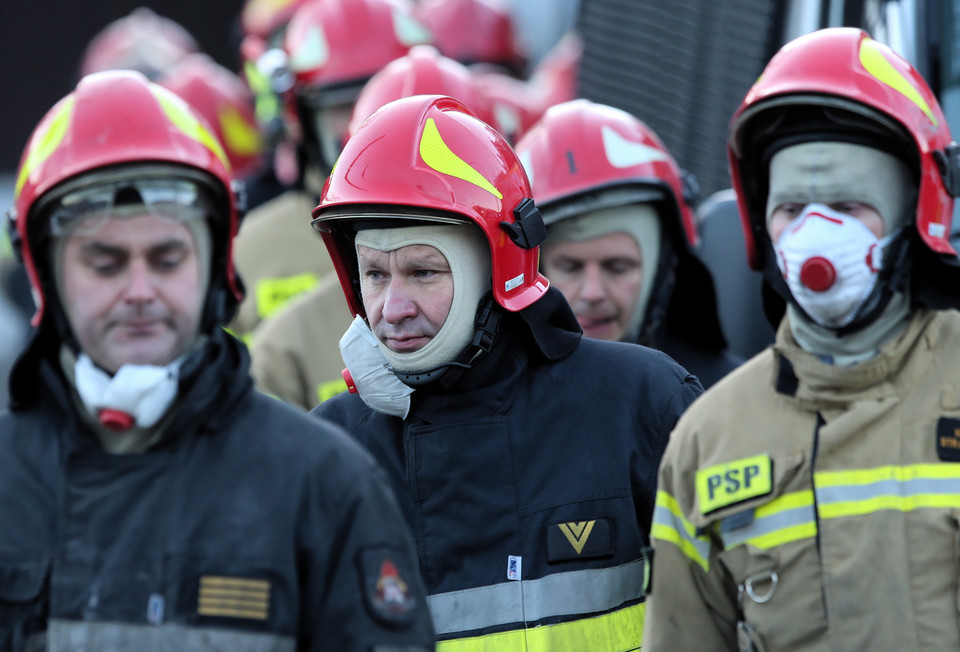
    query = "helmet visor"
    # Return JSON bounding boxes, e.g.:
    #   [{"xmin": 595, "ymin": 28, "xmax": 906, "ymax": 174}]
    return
[{"xmin": 48, "ymin": 178, "xmax": 213, "ymax": 238}]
